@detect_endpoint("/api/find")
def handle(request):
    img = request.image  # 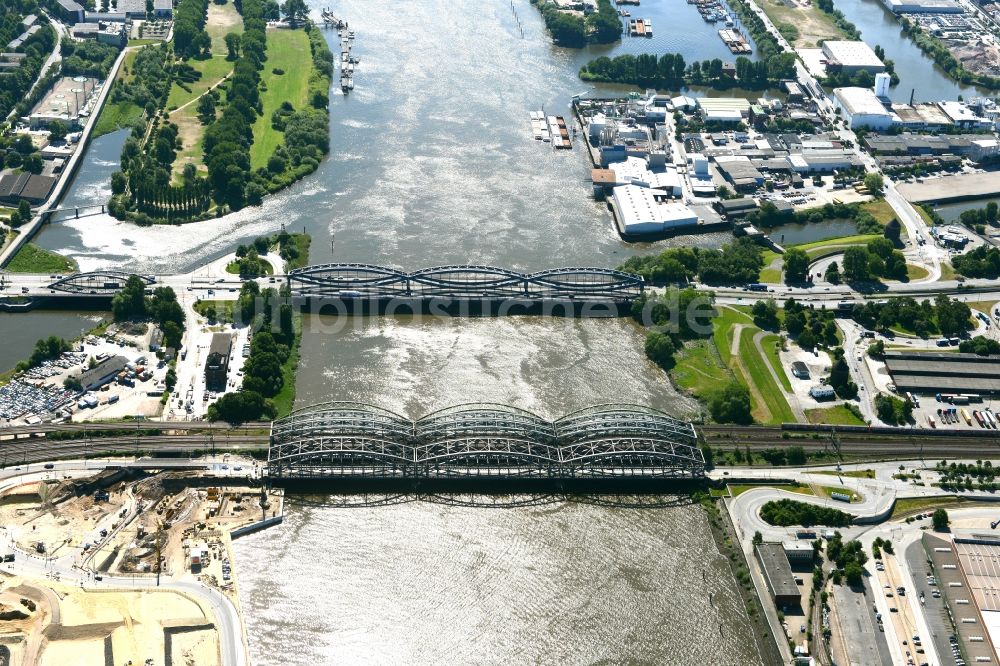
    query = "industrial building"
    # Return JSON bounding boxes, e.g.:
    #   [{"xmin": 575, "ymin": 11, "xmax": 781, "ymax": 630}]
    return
[
  {"xmin": 715, "ymin": 156, "xmax": 764, "ymax": 191},
  {"xmin": 881, "ymin": 0, "xmax": 962, "ymax": 12},
  {"xmin": 28, "ymin": 76, "xmax": 97, "ymax": 129},
  {"xmin": 71, "ymin": 21, "xmax": 128, "ymax": 46},
  {"xmin": 713, "ymin": 197, "xmax": 759, "ymax": 218},
  {"xmin": 610, "ymin": 184, "xmax": 699, "ymax": 236},
  {"xmin": 782, "ymin": 541, "xmax": 815, "ymax": 564},
  {"xmin": 697, "ymin": 97, "xmax": 750, "ymax": 123},
  {"xmin": 78, "ymin": 356, "xmax": 129, "ymax": 391},
  {"xmin": 821, "ymin": 41, "xmax": 886, "ymax": 74},
  {"xmin": 755, "ymin": 543, "xmax": 801, "ymax": 608},
  {"xmin": 884, "ymin": 351, "xmax": 1000, "ymax": 394},
  {"xmin": 205, "ymin": 333, "xmax": 233, "ymax": 391},
  {"xmin": 0, "ymin": 172, "xmax": 57, "ymax": 205},
  {"xmin": 833, "ymin": 86, "xmax": 897, "ymax": 130}
]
